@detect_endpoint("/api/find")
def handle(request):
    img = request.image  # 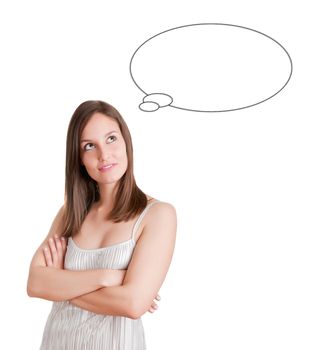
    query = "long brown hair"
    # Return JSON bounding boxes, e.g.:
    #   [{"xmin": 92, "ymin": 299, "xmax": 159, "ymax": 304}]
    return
[{"xmin": 61, "ymin": 100, "xmax": 148, "ymax": 239}]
